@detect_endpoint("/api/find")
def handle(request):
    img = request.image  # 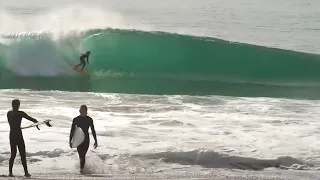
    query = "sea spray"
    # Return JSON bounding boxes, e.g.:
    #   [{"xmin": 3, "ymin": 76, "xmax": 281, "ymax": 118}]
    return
[{"xmin": 73, "ymin": 153, "xmax": 105, "ymax": 174}]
